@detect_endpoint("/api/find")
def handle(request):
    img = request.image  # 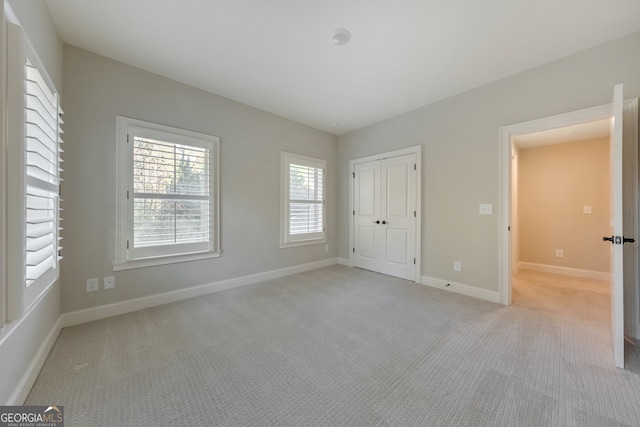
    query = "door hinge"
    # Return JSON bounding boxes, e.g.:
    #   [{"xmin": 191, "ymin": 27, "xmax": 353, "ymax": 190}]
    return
[
  {"xmin": 353, "ymin": 247, "xmax": 355, "ymax": 253},
  {"xmin": 414, "ymin": 163, "xmax": 416, "ymax": 170},
  {"xmin": 127, "ymin": 190, "xmax": 130, "ymax": 200},
  {"xmin": 414, "ymin": 258, "xmax": 416, "ymax": 264},
  {"xmin": 414, "ymin": 211, "xmax": 416, "ymax": 217},
  {"xmin": 126, "ymin": 240, "xmax": 130, "ymax": 249},
  {"xmin": 353, "ymin": 210, "xmax": 355, "ymax": 216},
  {"xmin": 352, "ymin": 172, "xmax": 355, "ymax": 178},
  {"xmin": 127, "ymin": 133, "xmax": 130, "ymax": 143},
  {"xmin": 508, "ymin": 226, "xmax": 511, "ymax": 231}
]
